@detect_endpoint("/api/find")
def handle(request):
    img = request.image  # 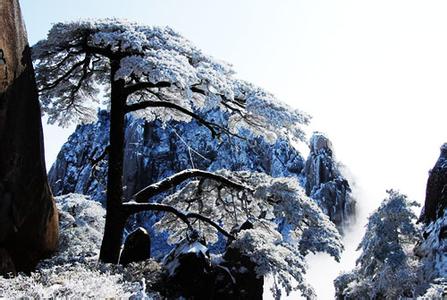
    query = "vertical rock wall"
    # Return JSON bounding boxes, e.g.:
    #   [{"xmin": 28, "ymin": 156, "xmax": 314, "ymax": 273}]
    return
[
  {"xmin": 48, "ymin": 114, "xmax": 357, "ymax": 231},
  {"xmin": 0, "ymin": 0, "xmax": 58, "ymax": 274},
  {"xmin": 420, "ymin": 144, "xmax": 447, "ymax": 224},
  {"xmin": 303, "ymin": 132, "xmax": 356, "ymax": 227},
  {"xmin": 416, "ymin": 144, "xmax": 447, "ymax": 289}
]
